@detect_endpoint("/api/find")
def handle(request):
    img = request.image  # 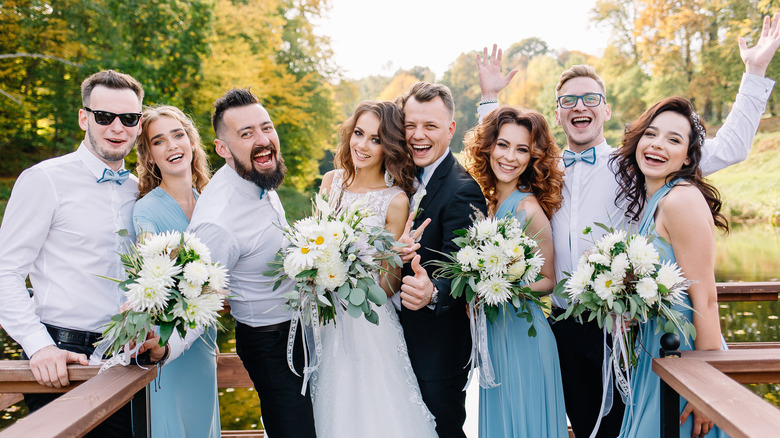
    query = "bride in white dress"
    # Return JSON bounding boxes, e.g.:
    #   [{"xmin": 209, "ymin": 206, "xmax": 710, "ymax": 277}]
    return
[{"xmin": 310, "ymin": 101, "xmax": 437, "ymax": 437}]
